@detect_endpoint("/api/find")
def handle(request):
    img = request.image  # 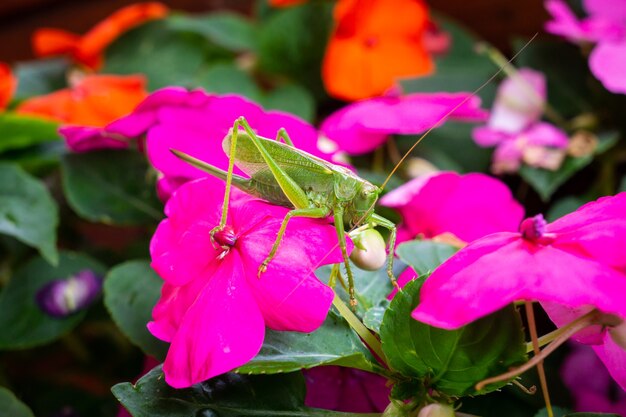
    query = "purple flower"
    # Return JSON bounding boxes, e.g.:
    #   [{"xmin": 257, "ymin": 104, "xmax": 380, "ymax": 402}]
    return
[
  {"xmin": 545, "ymin": 0, "xmax": 626, "ymax": 94},
  {"xmin": 472, "ymin": 68, "xmax": 569, "ymax": 173},
  {"xmin": 320, "ymin": 92, "xmax": 488, "ymax": 155},
  {"xmin": 148, "ymin": 176, "xmax": 349, "ymax": 388},
  {"xmin": 36, "ymin": 270, "xmax": 102, "ymax": 318}
]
